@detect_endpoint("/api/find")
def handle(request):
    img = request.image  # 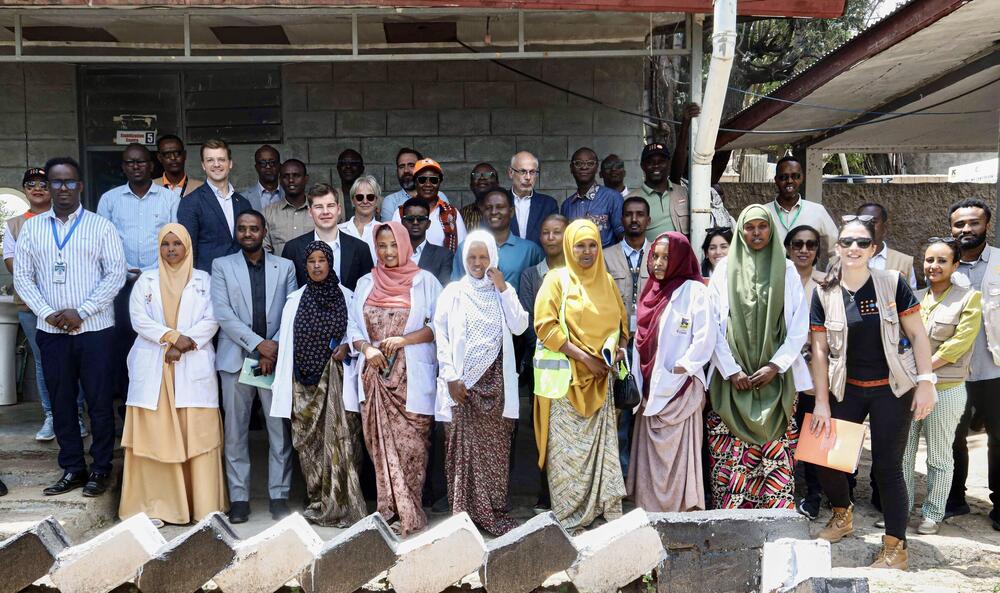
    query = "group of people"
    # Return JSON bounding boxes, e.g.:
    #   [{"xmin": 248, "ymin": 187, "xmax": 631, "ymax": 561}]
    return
[{"xmin": 3, "ymin": 132, "xmax": 998, "ymax": 573}]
